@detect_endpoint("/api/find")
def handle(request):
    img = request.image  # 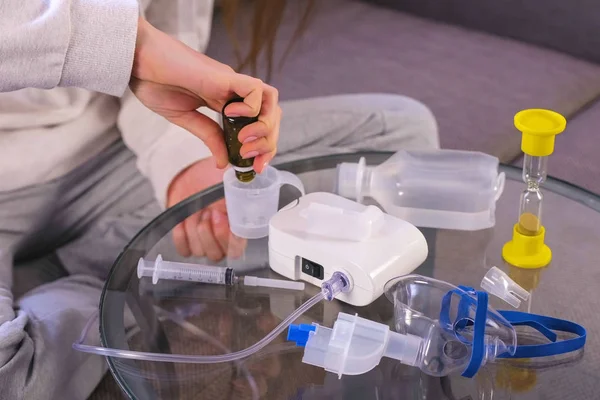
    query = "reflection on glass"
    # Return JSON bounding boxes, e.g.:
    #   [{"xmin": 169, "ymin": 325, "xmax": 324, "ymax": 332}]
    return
[
  {"xmin": 508, "ymin": 264, "xmax": 545, "ymax": 312},
  {"xmin": 495, "ymin": 361, "xmax": 537, "ymax": 394}
]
